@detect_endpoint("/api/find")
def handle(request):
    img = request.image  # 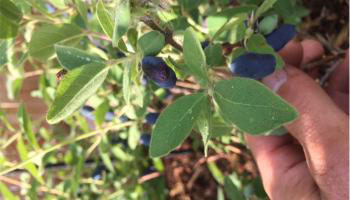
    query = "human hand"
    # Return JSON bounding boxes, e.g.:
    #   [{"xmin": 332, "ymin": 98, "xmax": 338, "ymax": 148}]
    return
[{"xmin": 246, "ymin": 40, "xmax": 349, "ymax": 200}]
